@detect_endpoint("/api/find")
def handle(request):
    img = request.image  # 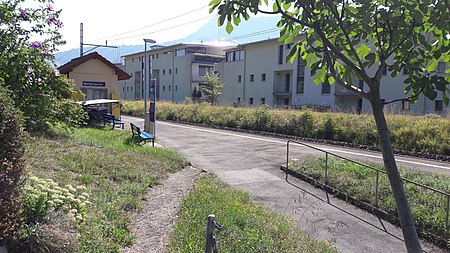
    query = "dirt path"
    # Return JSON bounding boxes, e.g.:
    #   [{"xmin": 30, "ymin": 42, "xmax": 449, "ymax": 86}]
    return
[{"xmin": 121, "ymin": 166, "xmax": 201, "ymax": 253}]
